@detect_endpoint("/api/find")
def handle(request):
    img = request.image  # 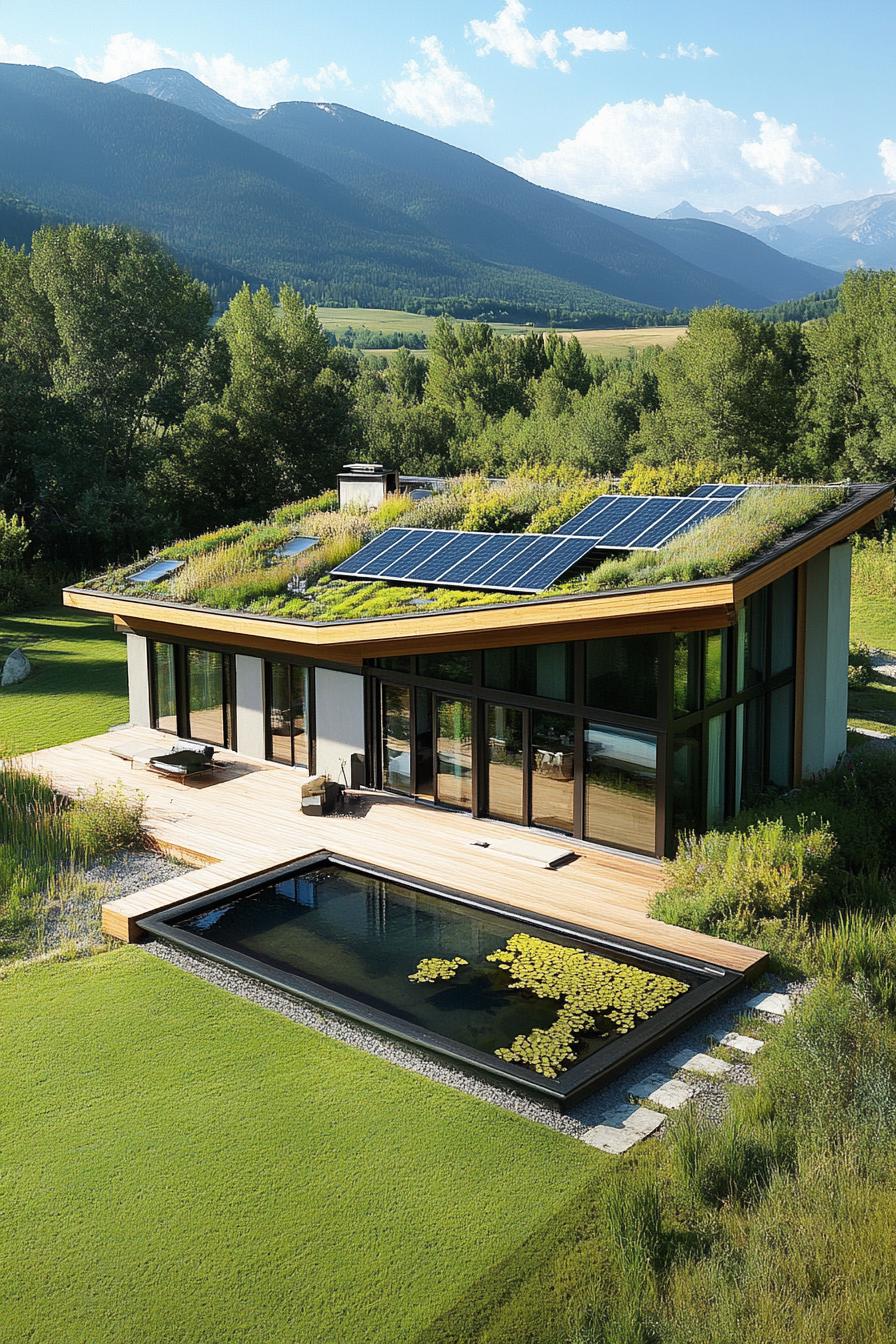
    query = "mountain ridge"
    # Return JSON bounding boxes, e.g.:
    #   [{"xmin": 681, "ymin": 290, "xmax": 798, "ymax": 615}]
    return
[
  {"xmin": 661, "ymin": 194, "xmax": 896, "ymax": 270},
  {"xmin": 0, "ymin": 63, "xmax": 840, "ymax": 318}
]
